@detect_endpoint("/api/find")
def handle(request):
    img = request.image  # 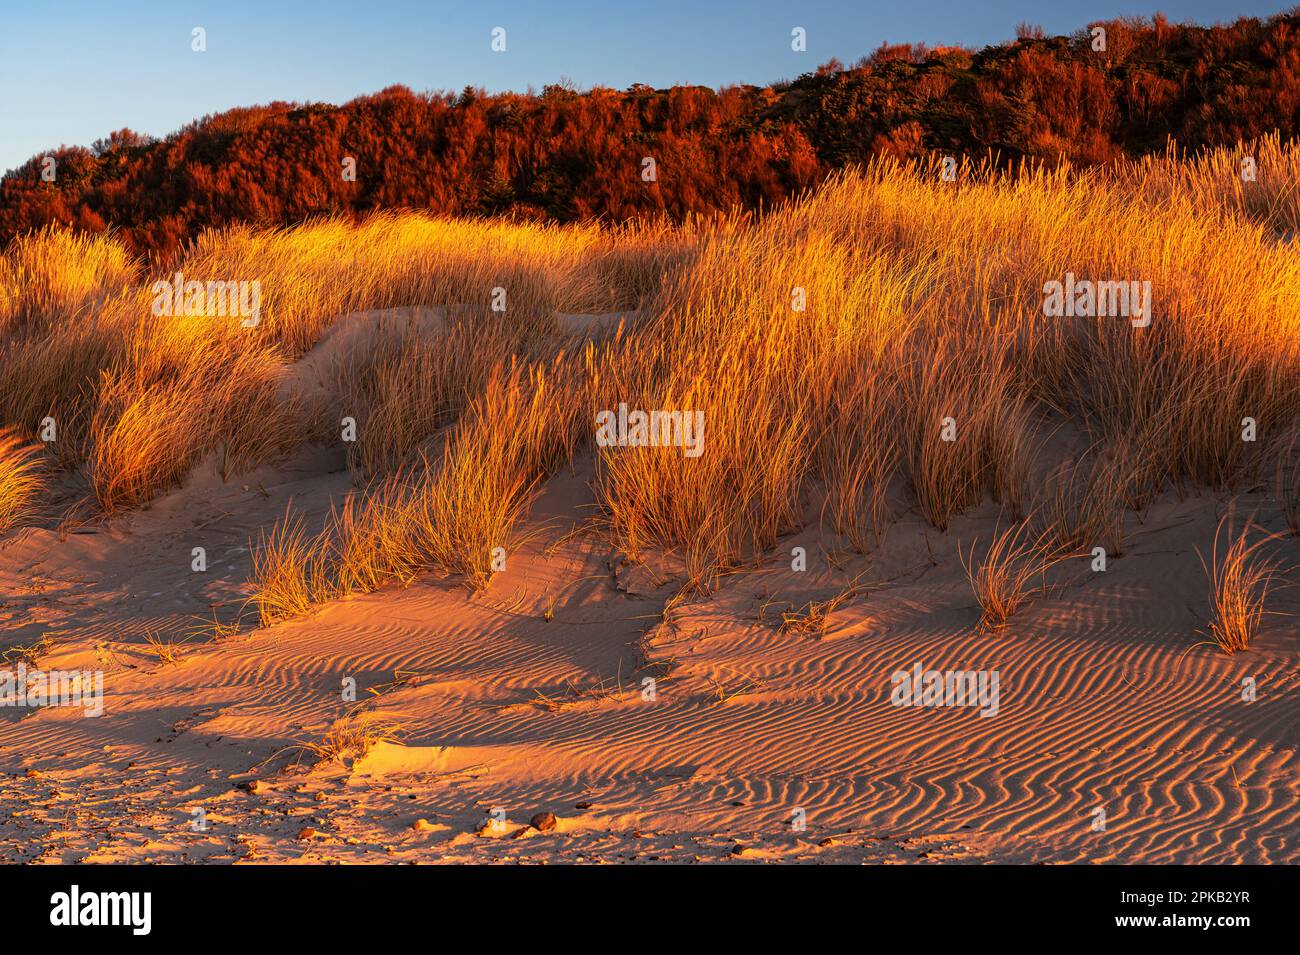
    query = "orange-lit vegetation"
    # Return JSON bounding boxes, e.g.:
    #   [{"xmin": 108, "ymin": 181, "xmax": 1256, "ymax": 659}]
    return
[
  {"xmin": 5, "ymin": 13, "xmax": 1300, "ymax": 260},
  {"xmin": 1198, "ymin": 513, "xmax": 1287, "ymax": 654},
  {"xmin": 0, "ymin": 138, "xmax": 1297, "ymax": 651},
  {"xmin": 0, "ymin": 428, "xmax": 45, "ymax": 532},
  {"xmin": 961, "ymin": 522, "xmax": 1073, "ymax": 630}
]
